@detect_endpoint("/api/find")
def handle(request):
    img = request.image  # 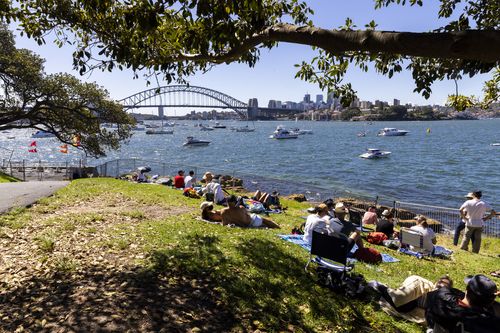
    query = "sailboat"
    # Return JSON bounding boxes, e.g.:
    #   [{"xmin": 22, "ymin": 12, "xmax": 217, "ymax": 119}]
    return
[{"xmin": 146, "ymin": 116, "xmax": 173, "ymax": 135}]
